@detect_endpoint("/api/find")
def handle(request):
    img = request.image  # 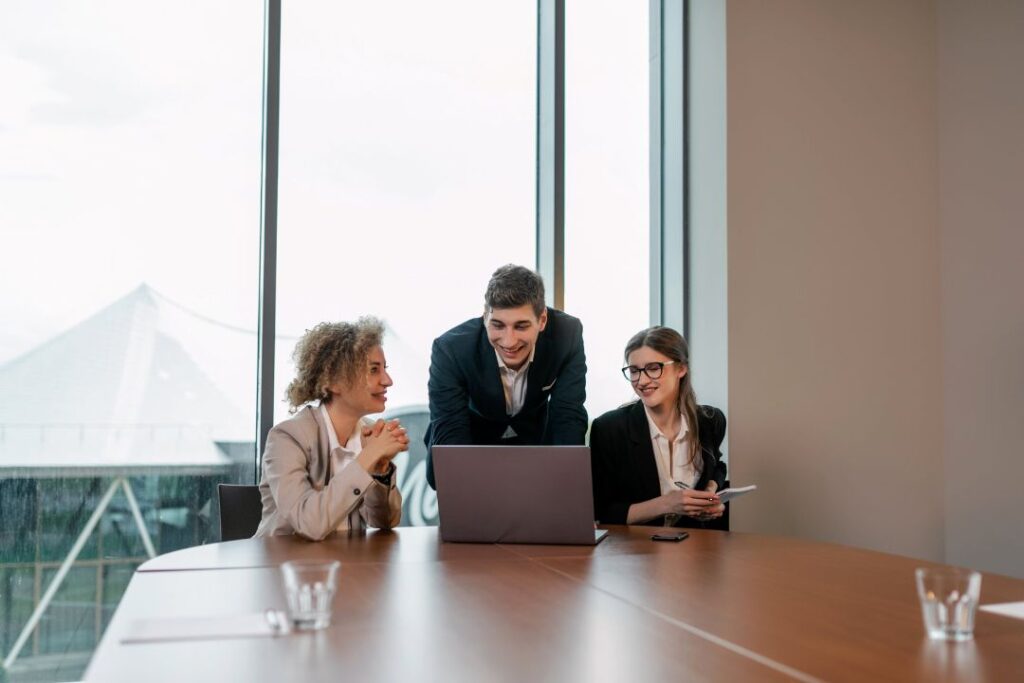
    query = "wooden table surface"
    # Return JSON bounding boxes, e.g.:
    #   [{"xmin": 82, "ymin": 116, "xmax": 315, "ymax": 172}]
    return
[{"xmin": 86, "ymin": 527, "xmax": 1024, "ymax": 682}]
